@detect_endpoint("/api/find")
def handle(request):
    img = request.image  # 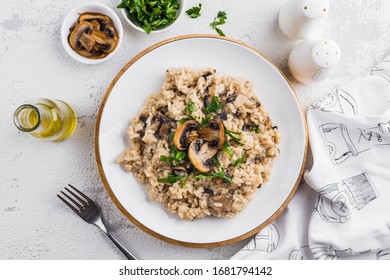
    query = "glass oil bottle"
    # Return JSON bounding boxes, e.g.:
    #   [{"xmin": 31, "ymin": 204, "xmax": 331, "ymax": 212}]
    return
[{"xmin": 13, "ymin": 98, "xmax": 77, "ymax": 141}]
